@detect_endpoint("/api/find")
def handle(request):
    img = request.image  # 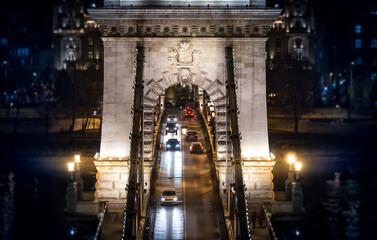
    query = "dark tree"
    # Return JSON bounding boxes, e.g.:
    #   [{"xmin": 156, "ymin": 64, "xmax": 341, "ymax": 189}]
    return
[{"xmin": 267, "ymin": 55, "xmax": 317, "ymax": 133}]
